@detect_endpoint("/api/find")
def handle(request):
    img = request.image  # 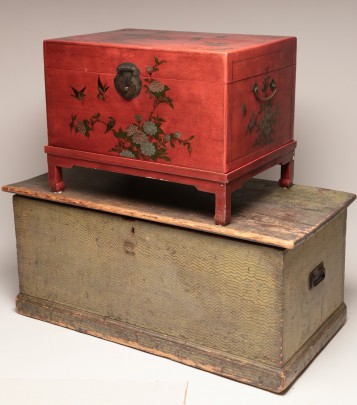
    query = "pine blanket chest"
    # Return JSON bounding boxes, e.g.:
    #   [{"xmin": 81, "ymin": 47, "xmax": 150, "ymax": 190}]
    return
[
  {"xmin": 2, "ymin": 168, "xmax": 355, "ymax": 393},
  {"xmin": 44, "ymin": 29, "xmax": 297, "ymax": 225}
]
